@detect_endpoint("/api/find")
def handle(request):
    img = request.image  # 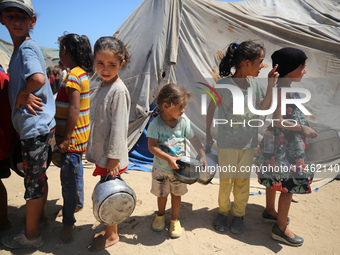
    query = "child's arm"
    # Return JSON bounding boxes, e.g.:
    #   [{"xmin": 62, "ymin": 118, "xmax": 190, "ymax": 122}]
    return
[
  {"xmin": 206, "ymin": 99, "xmax": 217, "ymax": 145},
  {"xmin": 107, "ymin": 158, "xmax": 120, "ymax": 176},
  {"xmin": 272, "ymin": 90, "xmax": 317, "ymax": 138},
  {"xmin": 58, "ymin": 88, "xmax": 80, "ymax": 153},
  {"xmin": 148, "ymin": 138, "xmax": 180, "ymax": 169},
  {"xmin": 15, "ymin": 73, "xmax": 44, "ymax": 115},
  {"xmin": 189, "ymin": 136, "xmax": 208, "ymax": 167},
  {"xmin": 260, "ymin": 64, "xmax": 279, "ymax": 110},
  {"xmin": 106, "ymin": 90, "xmax": 129, "ymax": 173}
]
